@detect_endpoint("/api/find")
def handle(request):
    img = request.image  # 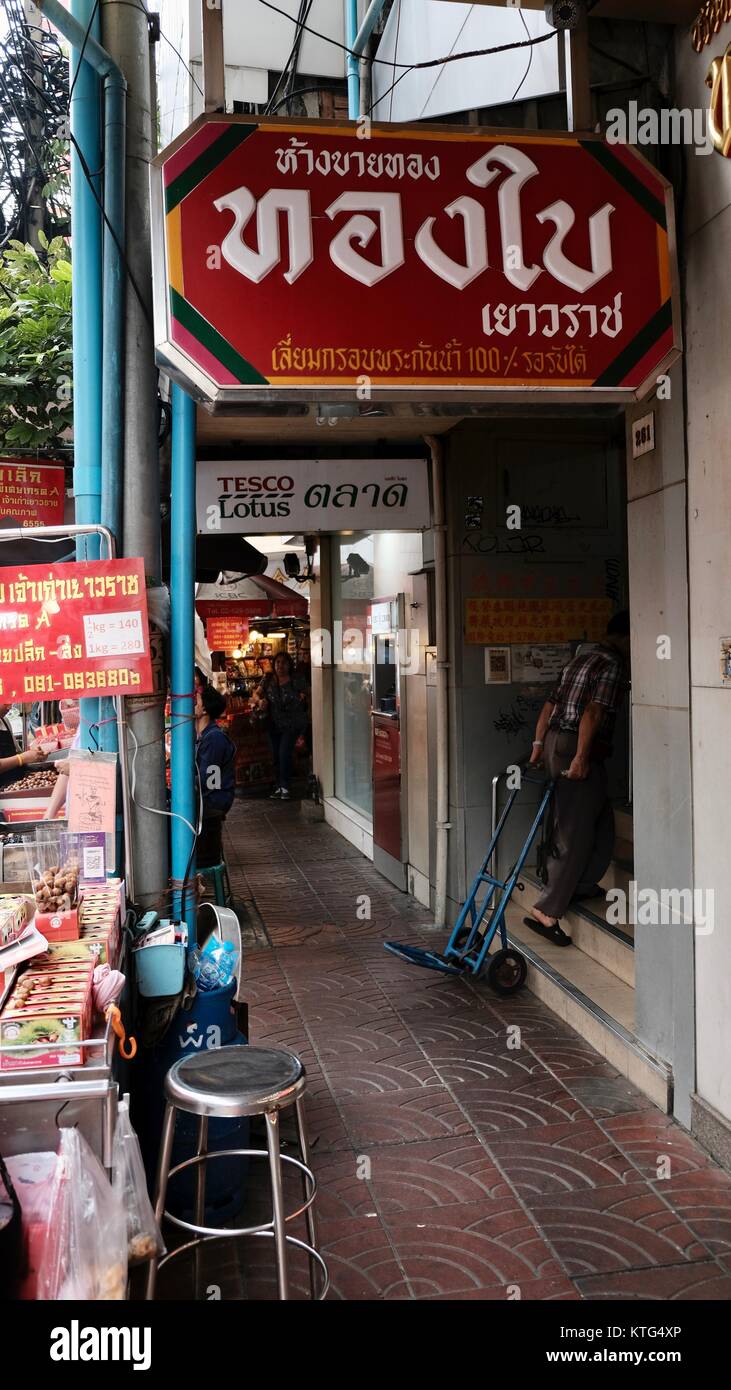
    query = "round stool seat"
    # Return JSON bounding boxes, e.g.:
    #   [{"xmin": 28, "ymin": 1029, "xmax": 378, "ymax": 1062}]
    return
[{"xmin": 166, "ymin": 1045, "xmax": 305, "ymax": 1119}]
